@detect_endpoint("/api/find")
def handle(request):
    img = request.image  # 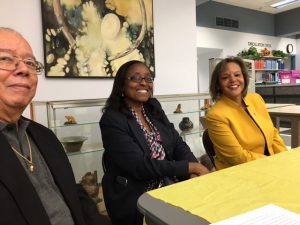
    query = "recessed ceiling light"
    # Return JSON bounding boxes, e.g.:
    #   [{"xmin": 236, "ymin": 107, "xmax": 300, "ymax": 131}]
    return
[{"xmin": 270, "ymin": 0, "xmax": 300, "ymax": 9}]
